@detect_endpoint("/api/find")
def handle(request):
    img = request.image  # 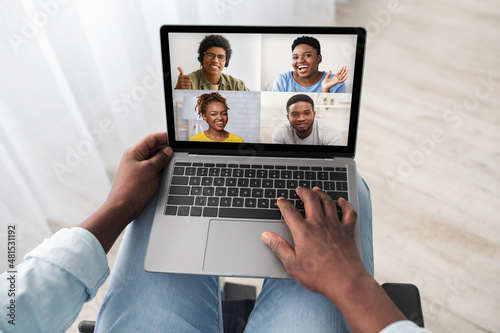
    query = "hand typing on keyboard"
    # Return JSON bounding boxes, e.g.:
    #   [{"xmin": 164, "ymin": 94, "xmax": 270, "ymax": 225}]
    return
[{"xmin": 262, "ymin": 187, "xmax": 407, "ymax": 332}]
